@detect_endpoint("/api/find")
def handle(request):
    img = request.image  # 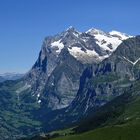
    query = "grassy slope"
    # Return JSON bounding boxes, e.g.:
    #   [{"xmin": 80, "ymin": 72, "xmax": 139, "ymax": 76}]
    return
[{"xmin": 52, "ymin": 119, "xmax": 140, "ymax": 140}]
